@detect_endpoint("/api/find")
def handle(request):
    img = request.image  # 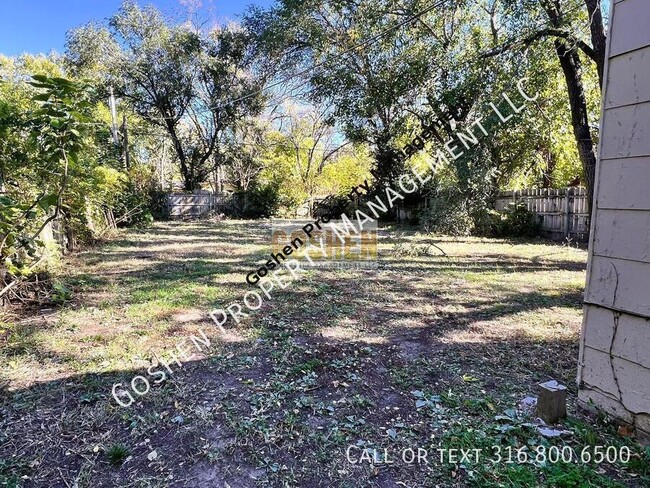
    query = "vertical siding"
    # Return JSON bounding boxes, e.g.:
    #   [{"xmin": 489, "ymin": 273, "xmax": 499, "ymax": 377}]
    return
[{"xmin": 579, "ymin": 0, "xmax": 650, "ymax": 443}]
